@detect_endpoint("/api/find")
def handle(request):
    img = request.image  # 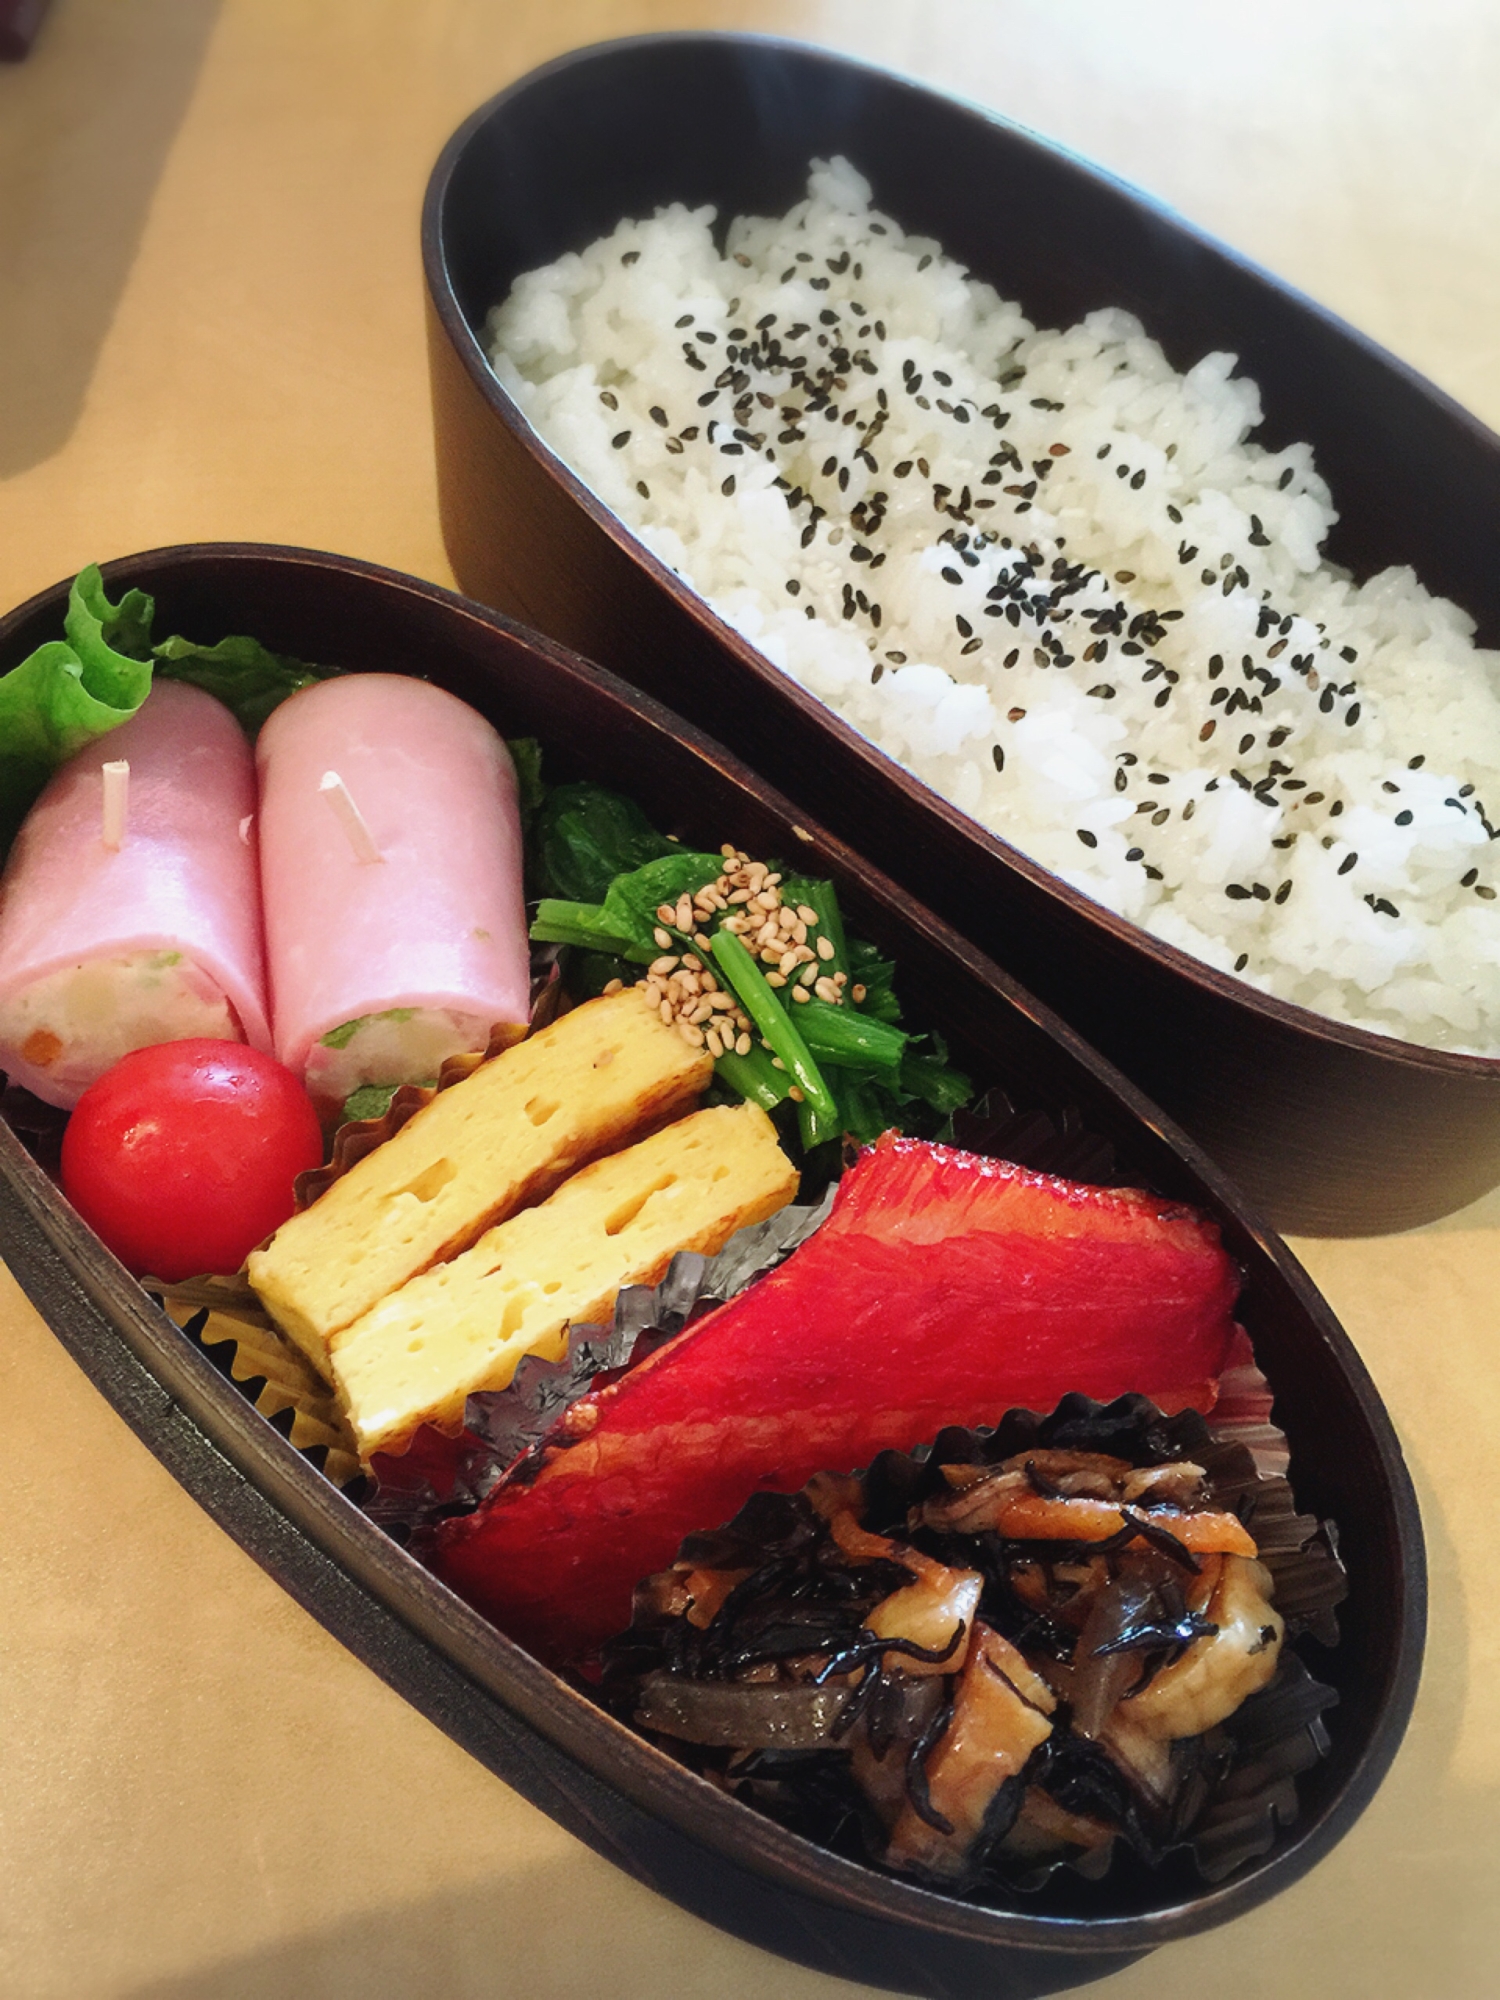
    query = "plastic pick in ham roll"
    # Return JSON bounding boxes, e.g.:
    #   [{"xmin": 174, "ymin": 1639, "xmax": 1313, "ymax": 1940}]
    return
[
  {"xmin": 256, "ymin": 674, "xmax": 532, "ymax": 1115},
  {"xmin": 318, "ymin": 770, "xmax": 382, "ymax": 865},
  {"xmin": 0, "ymin": 682, "xmax": 272, "ymax": 1108},
  {"xmin": 100, "ymin": 760, "xmax": 129, "ymax": 851}
]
